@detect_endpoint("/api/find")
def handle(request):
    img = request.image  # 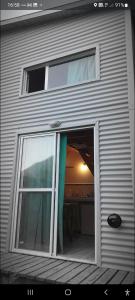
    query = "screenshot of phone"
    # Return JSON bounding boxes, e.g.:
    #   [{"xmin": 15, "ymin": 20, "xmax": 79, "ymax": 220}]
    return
[{"xmin": 0, "ymin": 0, "xmax": 135, "ymax": 298}]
